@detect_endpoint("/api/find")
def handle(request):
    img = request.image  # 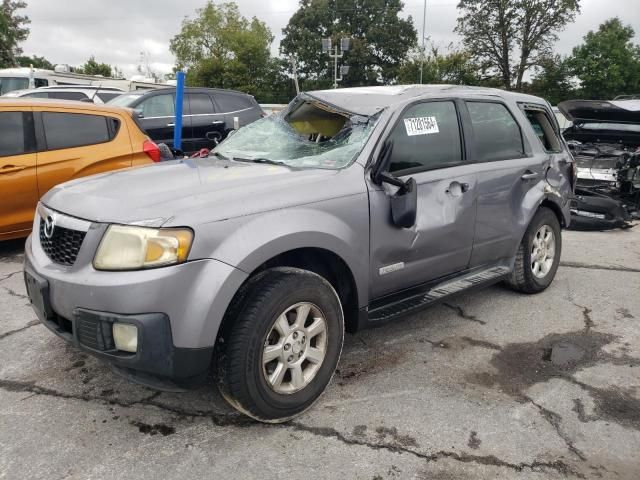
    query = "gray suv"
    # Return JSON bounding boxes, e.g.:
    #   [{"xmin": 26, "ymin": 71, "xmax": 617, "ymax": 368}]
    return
[{"xmin": 23, "ymin": 86, "xmax": 574, "ymax": 422}]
